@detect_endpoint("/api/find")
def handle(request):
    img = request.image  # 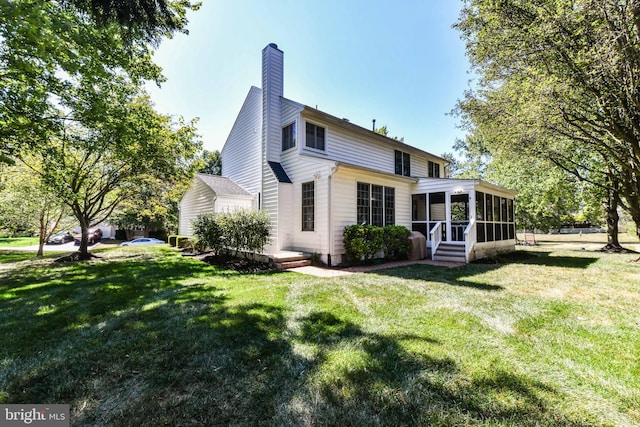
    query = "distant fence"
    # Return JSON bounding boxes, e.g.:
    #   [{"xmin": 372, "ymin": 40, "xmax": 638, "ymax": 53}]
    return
[{"xmin": 553, "ymin": 228, "xmax": 605, "ymax": 234}]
